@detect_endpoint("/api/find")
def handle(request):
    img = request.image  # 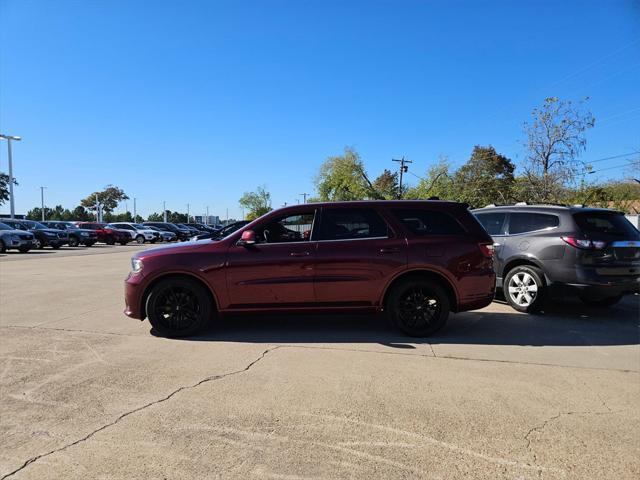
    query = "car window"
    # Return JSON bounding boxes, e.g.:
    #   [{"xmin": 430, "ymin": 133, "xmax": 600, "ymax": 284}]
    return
[
  {"xmin": 318, "ymin": 208, "xmax": 389, "ymax": 241},
  {"xmin": 0, "ymin": 223, "xmax": 12, "ymax": 230},
  {"xmin": 475, "ymin": 212, "xmax": 506, "ymax": 236},
  {"xmin": 573, "ymin": 212, "xmax": 639, "ymax": 237},
  {"xmin": 392, "ymin": 209, "xmax": 465, "ymax": 235},
  {"xmin": 255, "ymin": 212, "xmax": 315, "ymax": 243},
  {"xmin": 508, "ymin": 213, "xmax": 559, "ymax": 235}
]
